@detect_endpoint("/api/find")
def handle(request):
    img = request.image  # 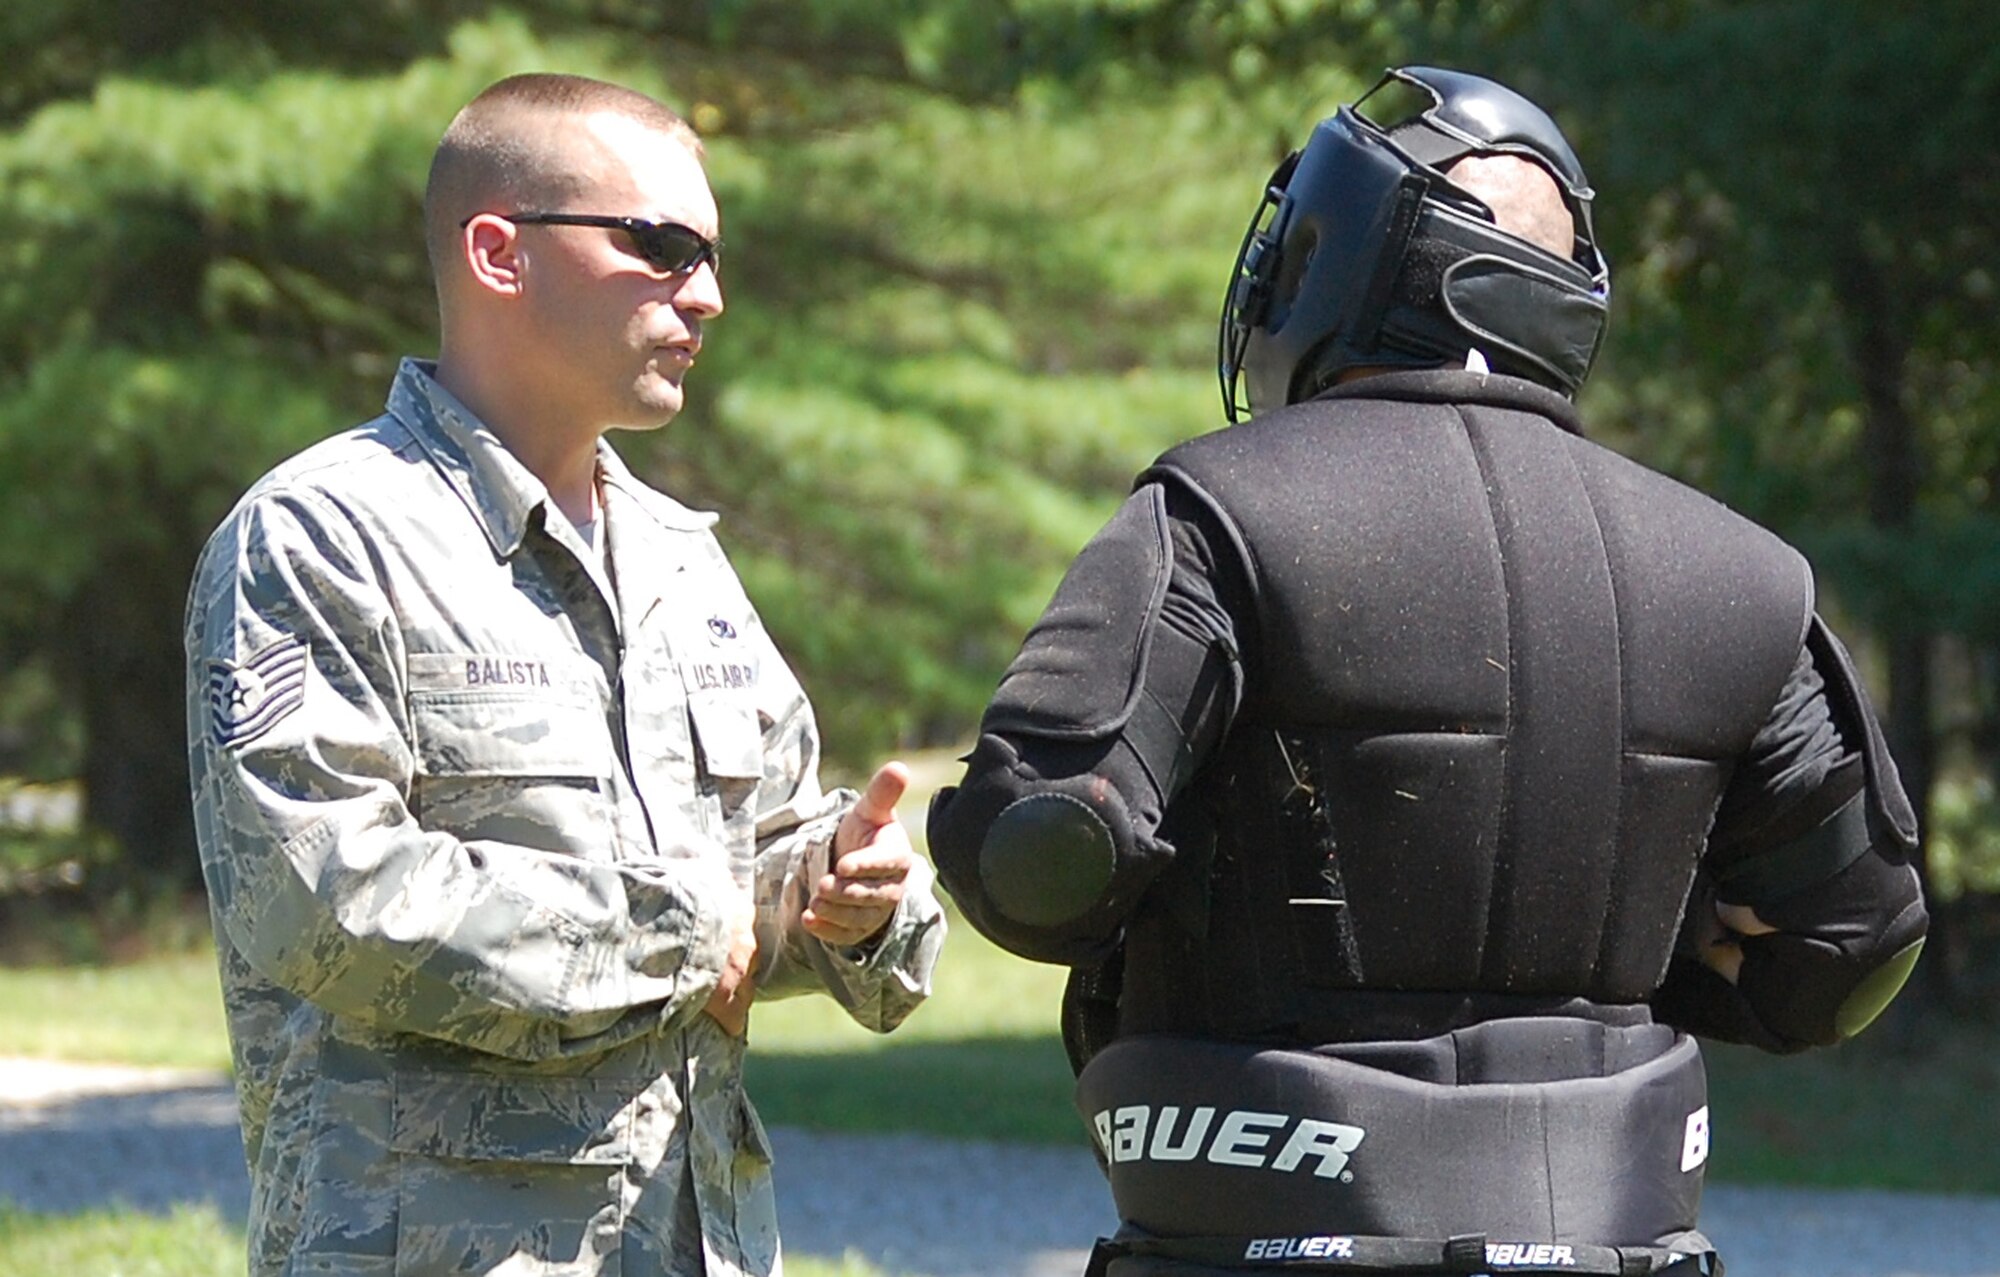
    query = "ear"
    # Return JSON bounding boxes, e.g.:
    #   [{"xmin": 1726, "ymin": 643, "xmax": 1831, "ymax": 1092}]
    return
[{"xmin": 461, "ymin": 214, "xmax": 525, "ymax": 298}]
